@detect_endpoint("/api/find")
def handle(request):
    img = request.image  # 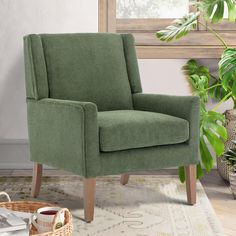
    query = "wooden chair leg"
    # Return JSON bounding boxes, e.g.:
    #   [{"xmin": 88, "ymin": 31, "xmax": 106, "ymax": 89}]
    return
[
  {"xmin": 185, "ymin": 164, "xmax": 196, "ymax": 205},
  {"xmin": 31, "ymin": 163, "xmax": 42, "ymax": 198},
  {"xmin": 83, "ymin": 178, "xmax": 96, "ymax": 223},
  {"xmin": 120, "ymin": 174, "xmax": 129, "ymax": 185}
]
